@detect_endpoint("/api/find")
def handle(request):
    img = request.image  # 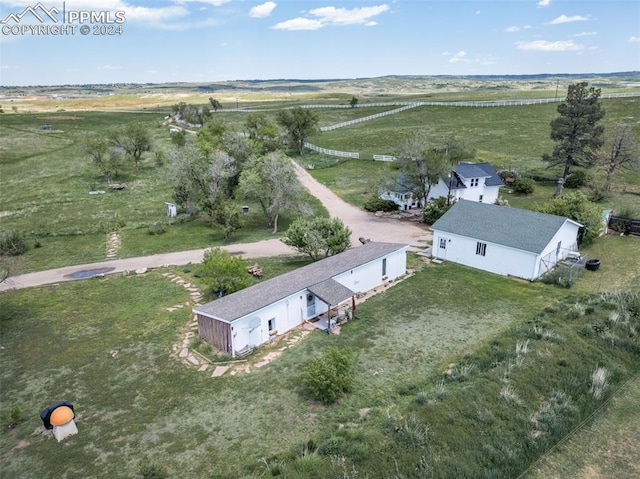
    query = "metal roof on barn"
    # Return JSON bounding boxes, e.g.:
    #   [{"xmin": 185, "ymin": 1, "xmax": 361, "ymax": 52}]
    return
[
  {"xmin": 194, "ymin": 242, "xmax": 407, "ymax": 323},
  {"xmin": 430, "ymin": 200, "xmax": 582, "ymax": 254}
]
